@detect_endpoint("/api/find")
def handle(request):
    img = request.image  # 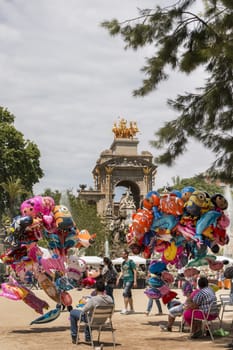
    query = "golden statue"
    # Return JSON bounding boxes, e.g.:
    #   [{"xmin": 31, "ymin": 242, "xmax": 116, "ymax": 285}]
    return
[
  {"xmin": 112, "ymin": 118, "xmax": 139, "ymax": 139},
  {"xmin": 105, "ymin": 166, "xmax": 114, "ymax": 174},
  {"xmin": 143, "ymin": 166, "xmax": 151, "ymax": 175}
]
